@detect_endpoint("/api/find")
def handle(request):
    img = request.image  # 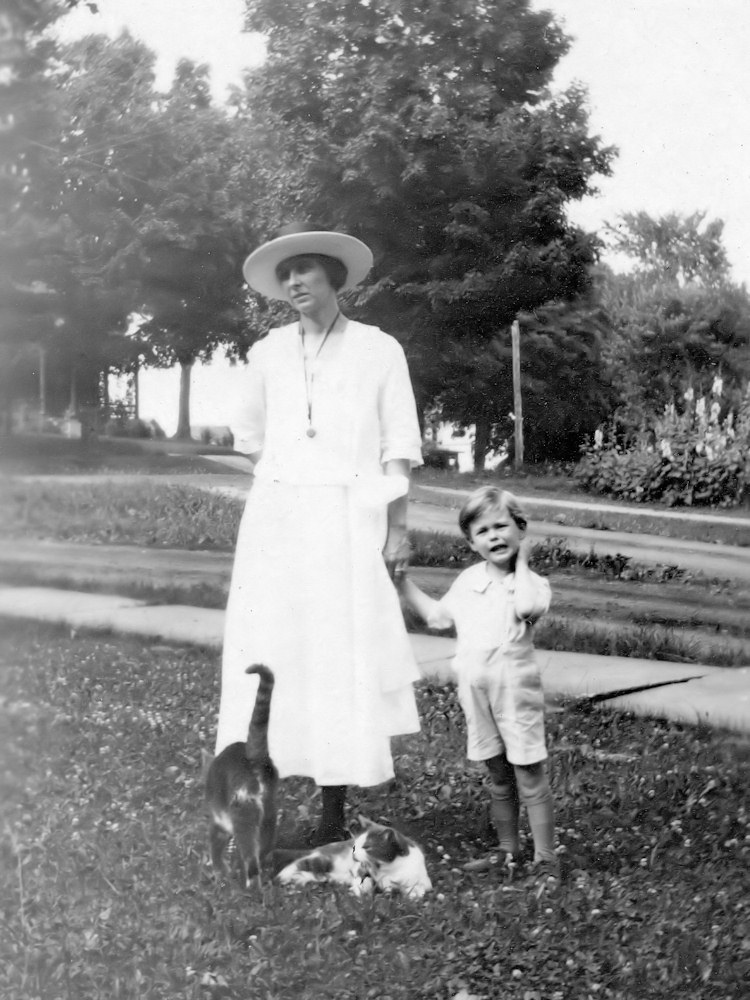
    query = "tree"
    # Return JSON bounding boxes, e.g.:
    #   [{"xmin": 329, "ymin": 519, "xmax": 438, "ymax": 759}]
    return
[
  {"xmin": 1, "ymin": 18, "xmax": 152, "ymax": 431},
  {"xmin": 240, "ymin": 0, "xmax": 614, "ymax": 465},
  {"xmin": 431, "ymin": 297, "xmax": 612, "ymax": 464},
  {"xmin": 606, "ymin": 211, "xmax": 730, "ymax": 287},
  {"xmin": 119, "ymin": 60, "xmax": 261, "ymax": 437},
  {"xmin": 599, "ymin": 213, "xmax": 750, "ymax": 433},
  {"xmin": 0, "ymin": 1, "xmax": 67, "ymax": 428},
  {"xmin": 21, "ymin": 33, "xmax": 263, "ymax": 438}
]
